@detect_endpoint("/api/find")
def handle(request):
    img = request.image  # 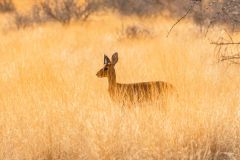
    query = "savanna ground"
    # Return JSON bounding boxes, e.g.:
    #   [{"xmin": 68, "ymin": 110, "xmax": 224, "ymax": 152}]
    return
[{"xmin": 0, "ymin": 0, "xmax": 240, "ymax": 159}]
